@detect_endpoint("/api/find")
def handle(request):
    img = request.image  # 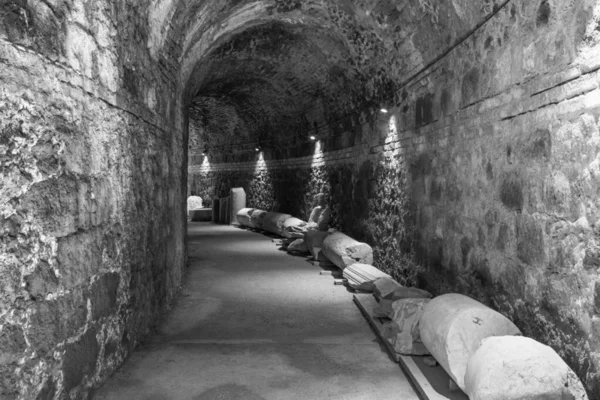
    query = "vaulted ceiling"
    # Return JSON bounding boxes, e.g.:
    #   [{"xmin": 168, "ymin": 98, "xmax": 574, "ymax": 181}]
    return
[{"xmin": 147, "ymin": 0, "xmax": 507, "ymax": 156}]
